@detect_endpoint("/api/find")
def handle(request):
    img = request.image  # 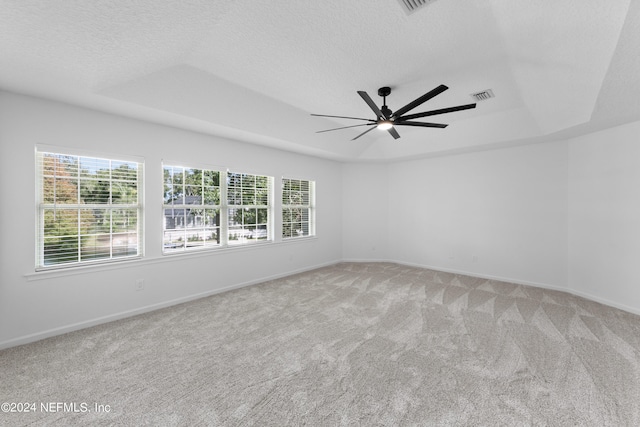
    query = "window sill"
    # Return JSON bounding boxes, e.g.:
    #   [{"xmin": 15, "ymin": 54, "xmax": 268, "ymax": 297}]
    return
[{"xmin": 24, "ymin": 236, "xmax": 318, "ymax": 281}]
